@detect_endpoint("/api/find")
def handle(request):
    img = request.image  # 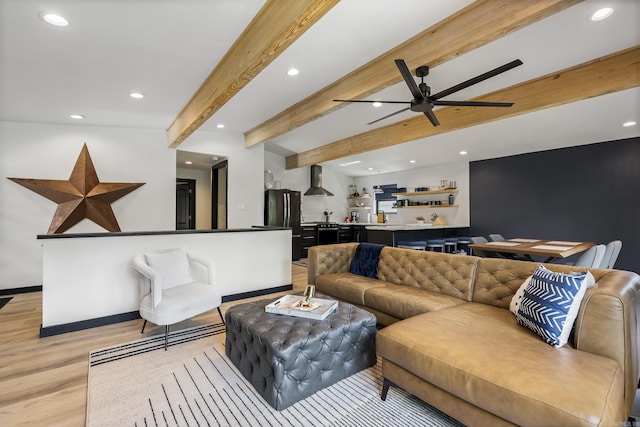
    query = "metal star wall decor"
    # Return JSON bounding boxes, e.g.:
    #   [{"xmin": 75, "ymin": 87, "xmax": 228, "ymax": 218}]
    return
[{"xmin": 8, "ymin": 143, "xmax": 145, "ymax": 234}]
